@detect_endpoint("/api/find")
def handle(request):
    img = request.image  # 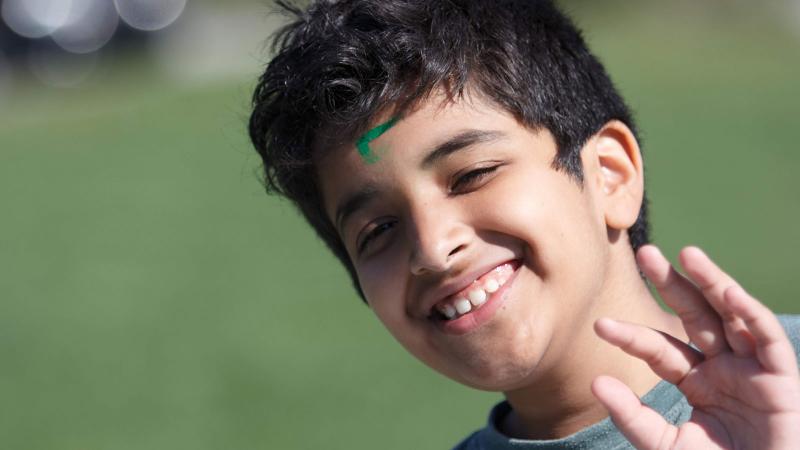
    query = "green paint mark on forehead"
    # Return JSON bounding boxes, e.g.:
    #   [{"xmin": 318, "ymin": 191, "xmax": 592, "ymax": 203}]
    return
[{"xmin": 356, "ymin": 117, "xmax": 399, "ymax": 164}]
